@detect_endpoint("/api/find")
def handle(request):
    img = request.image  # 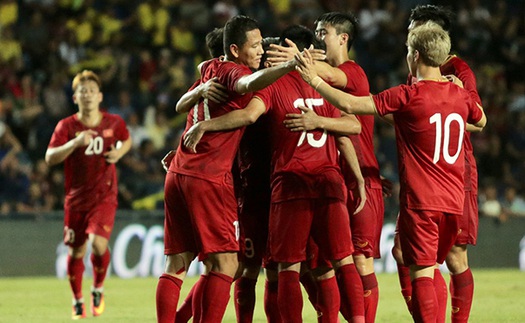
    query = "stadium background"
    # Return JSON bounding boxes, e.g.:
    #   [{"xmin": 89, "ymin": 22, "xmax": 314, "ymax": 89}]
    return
[{"xmin": 0, "ymin": 0, "xmax": 524, "ymax": 277}]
